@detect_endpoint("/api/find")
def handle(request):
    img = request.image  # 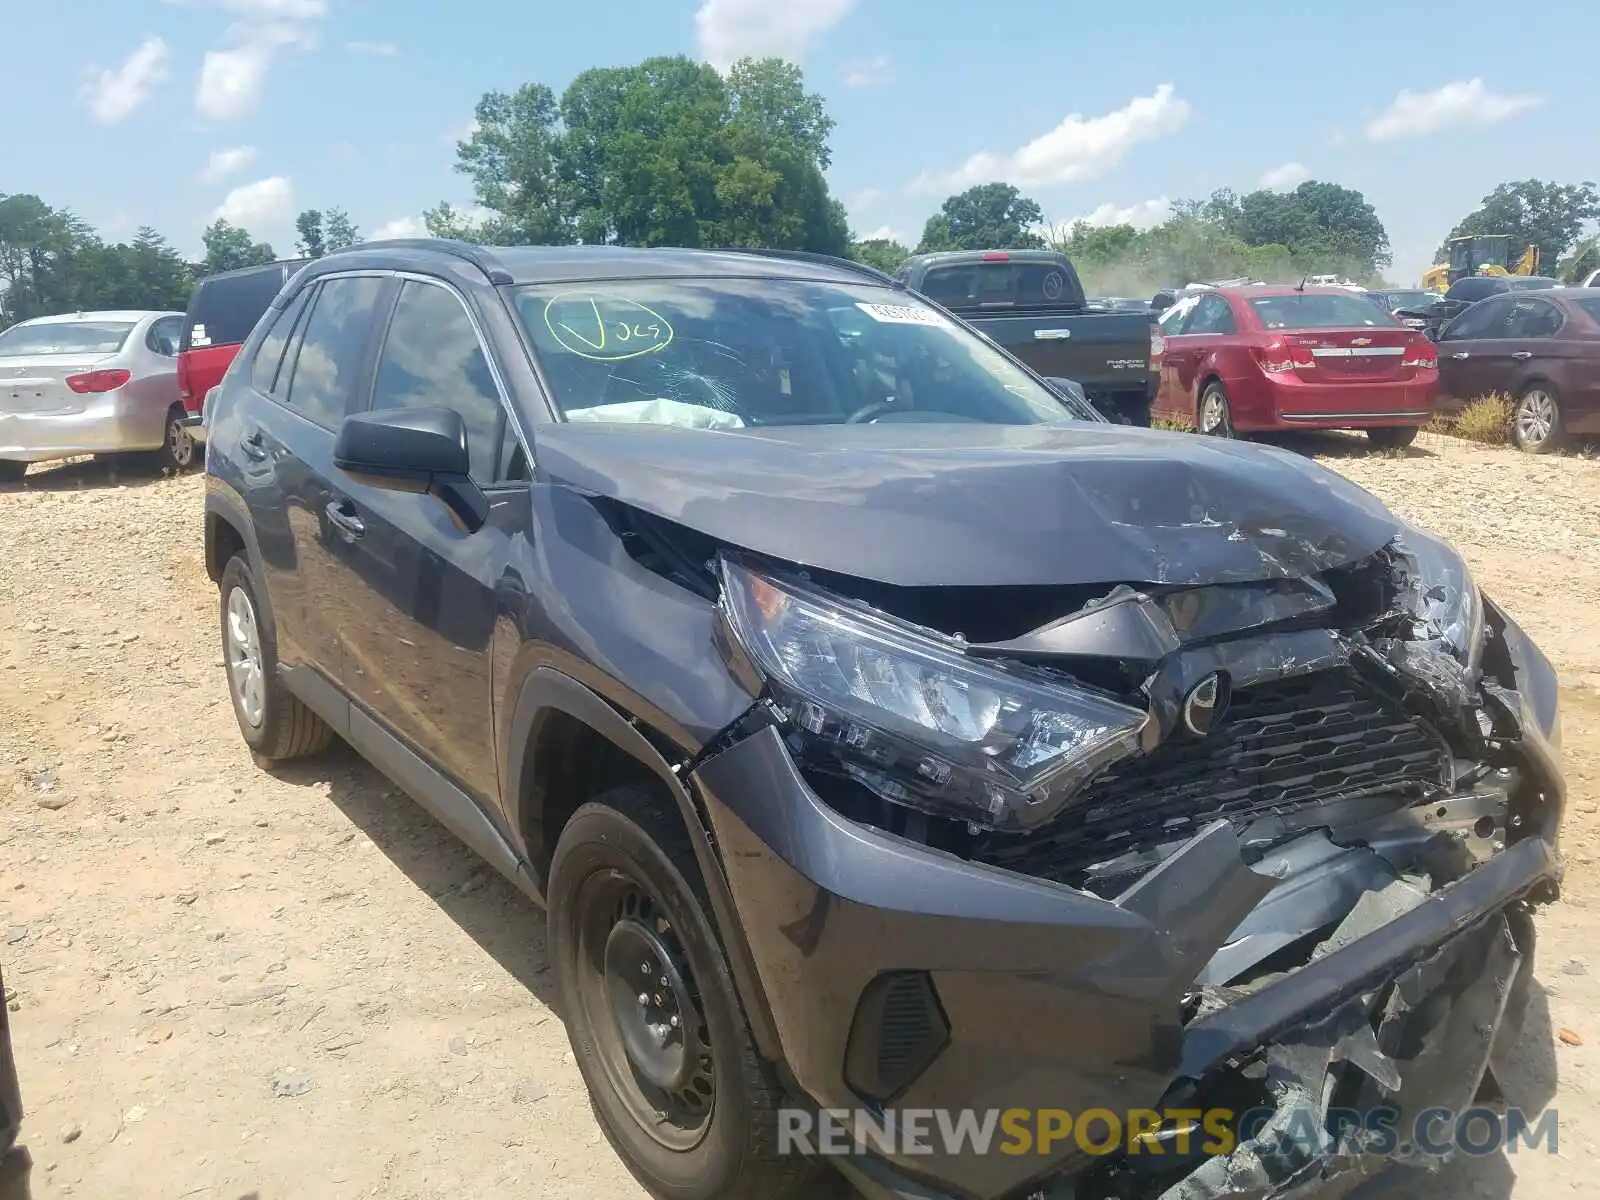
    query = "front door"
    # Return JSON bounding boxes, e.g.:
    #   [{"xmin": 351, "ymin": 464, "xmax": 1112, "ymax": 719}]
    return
[
  {"xmin": 1434, "ymin": 295, "xmax": 1513, "ymax": 413},
  {"xmin": 332, "ymin": 278, "xmax": 530, "ymax": 809}
]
